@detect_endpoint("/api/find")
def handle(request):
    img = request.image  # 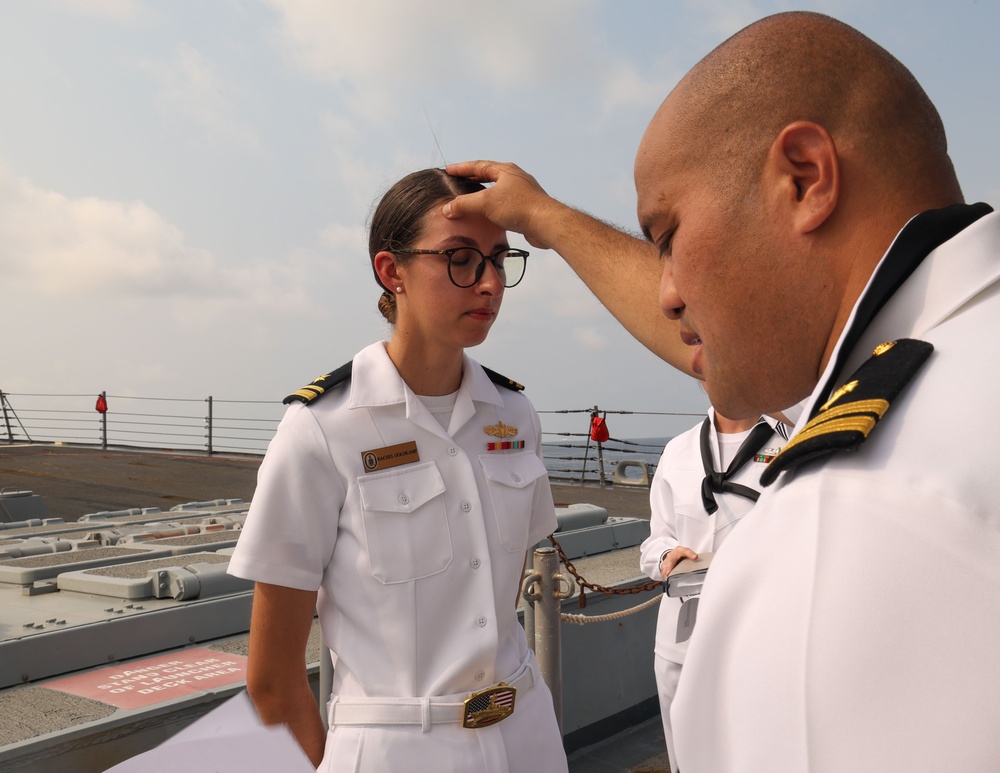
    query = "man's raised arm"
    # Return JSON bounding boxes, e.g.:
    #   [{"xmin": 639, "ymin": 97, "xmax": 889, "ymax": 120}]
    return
[{"xmin": 443, "ymin": 160, "xmax": 693, "ymax": 376}]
